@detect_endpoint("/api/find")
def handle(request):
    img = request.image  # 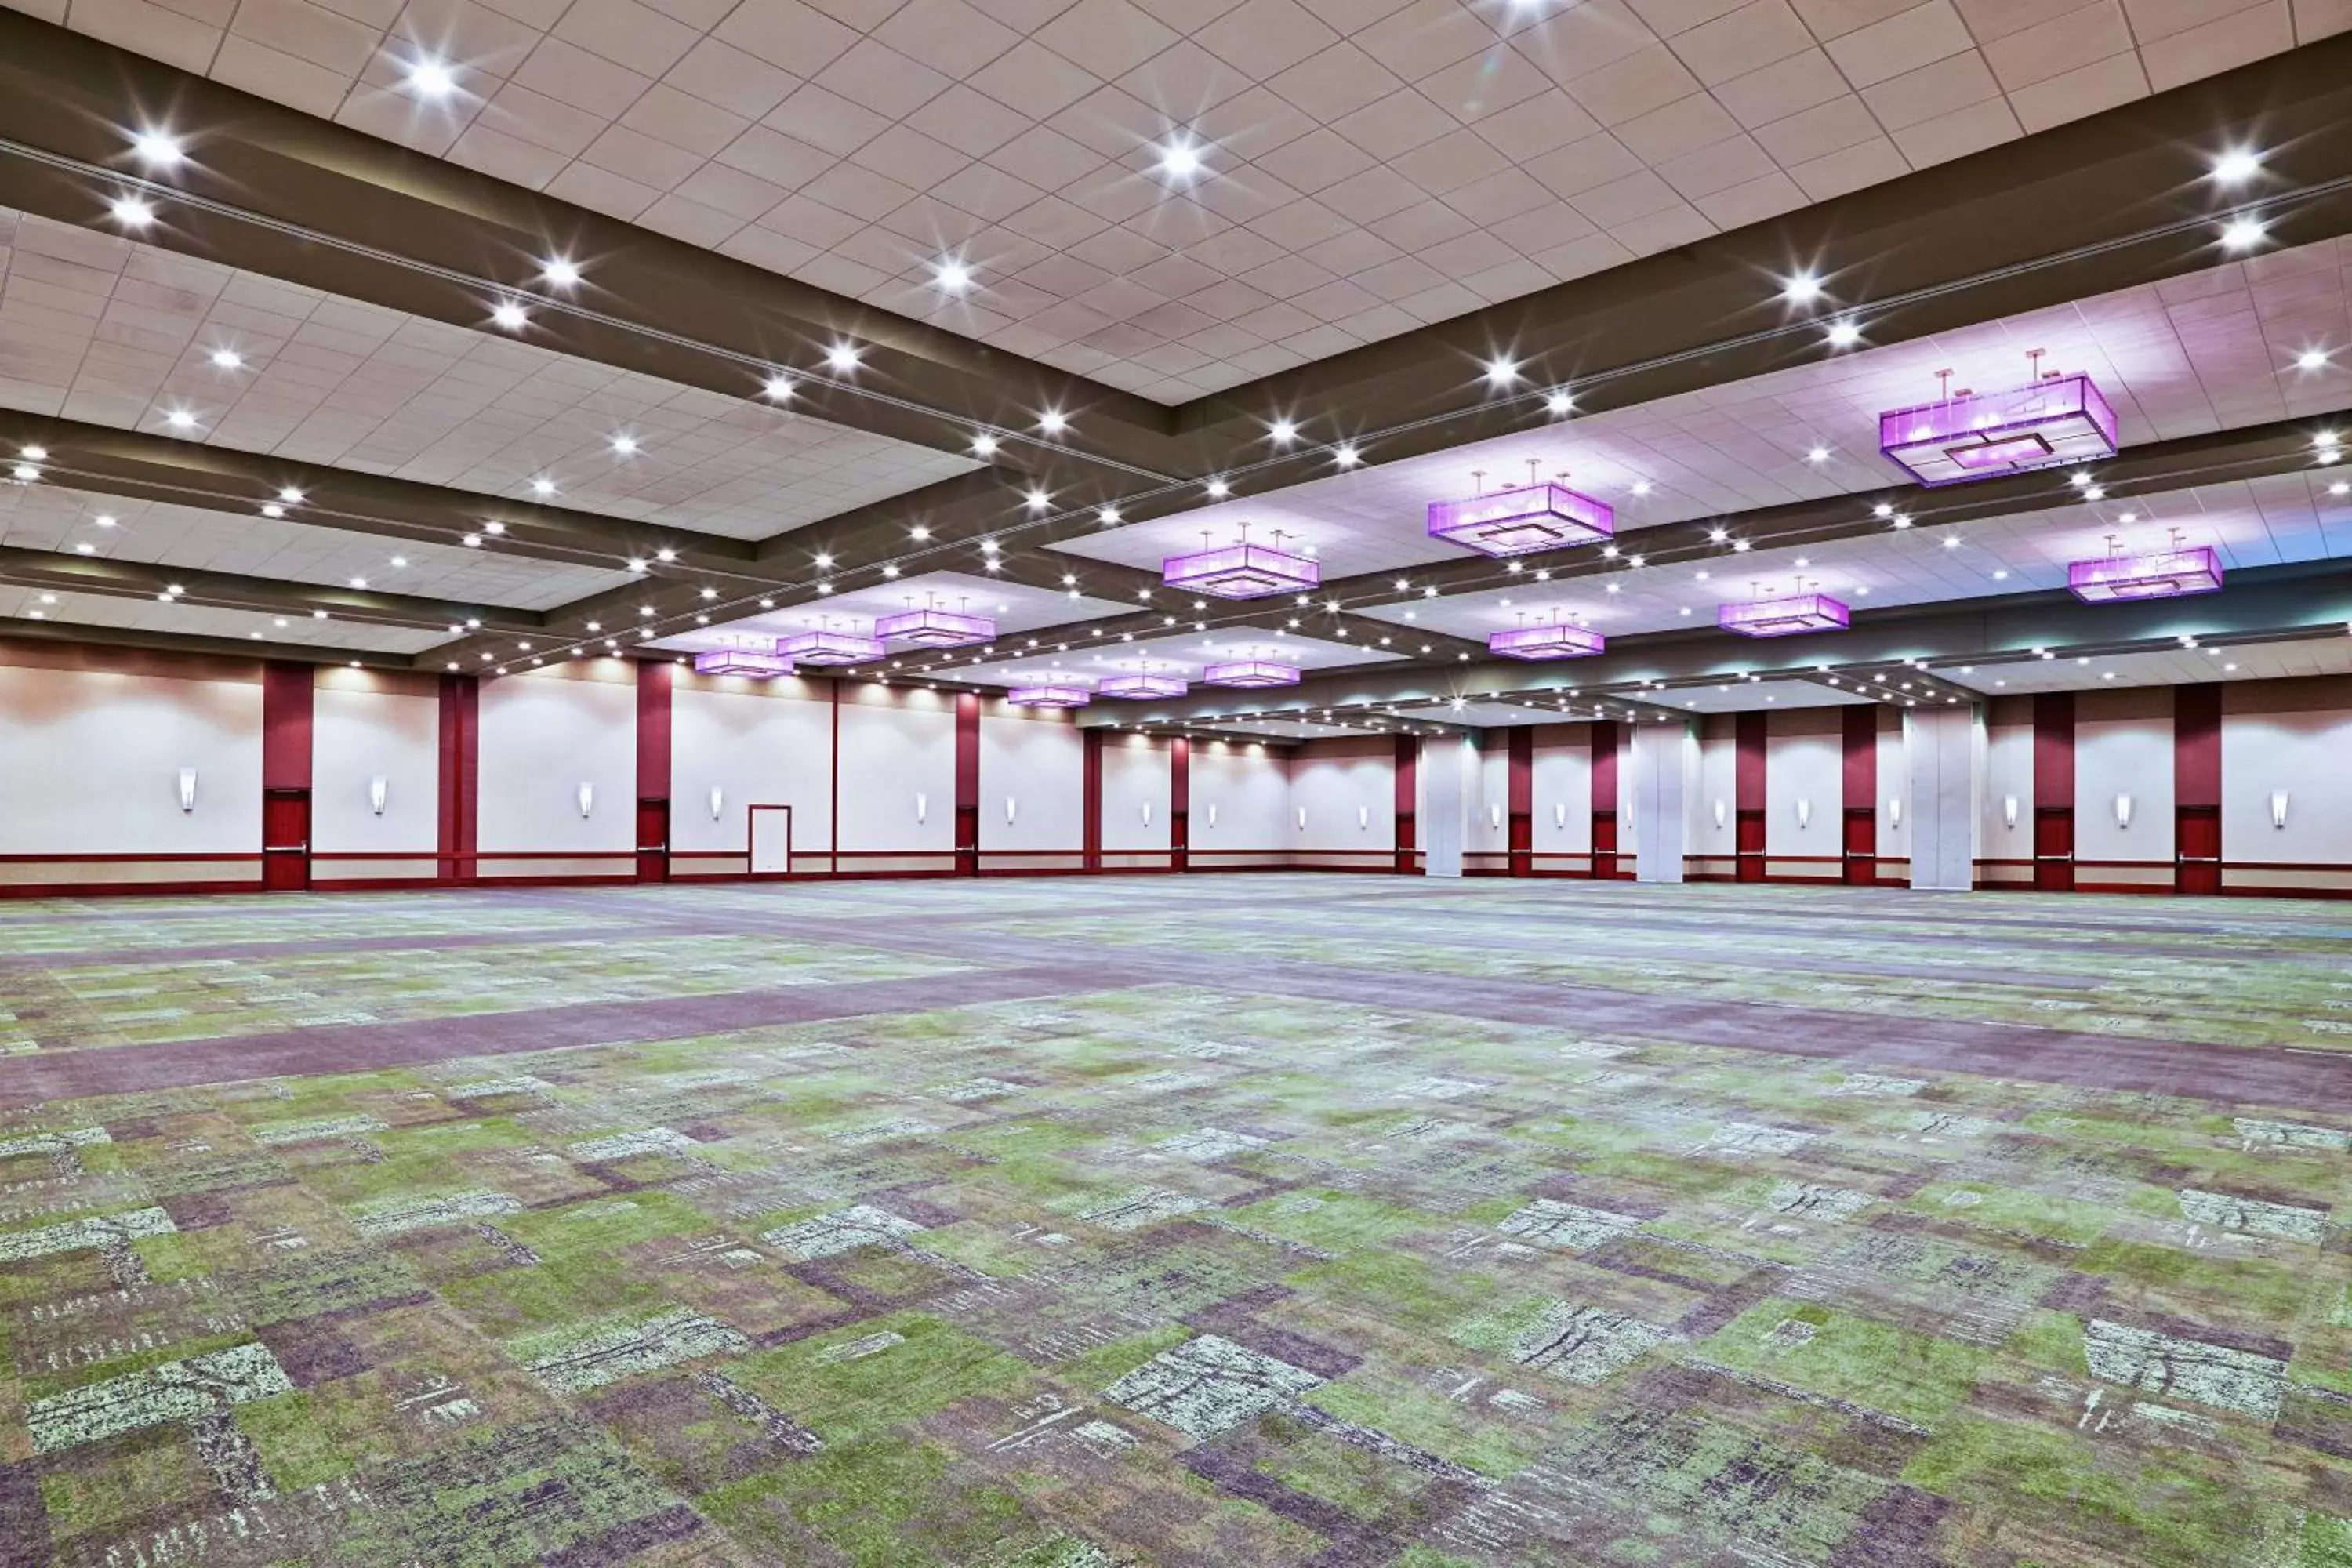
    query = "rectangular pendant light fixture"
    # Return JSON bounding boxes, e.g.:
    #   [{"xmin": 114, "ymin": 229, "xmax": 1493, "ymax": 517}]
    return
[
  {"xmin": 1099, "ymin": 672, "xmax": 1189, "ymax": 699},
  {"xmin": 1428, "ymin": 478, "xmax": 1613, "ymax": 557},
  {"xmin": 1007, "ymin": 681, "xmax": 1091, "ymax": 708},
  {"xmin": 1719, "ymin": 591, "xmax": 1850, "ymax": 637},
  {"xmin": 1487, "ymin": 621, "xmax": 1606, "ymax": 659},
  {"xmin": 1162, "ymin": 540, "xmax": 1319, "ymax": 599},
  {"xmin": 693, "ymin": 648, "xmax": 797, "ymax": 677},
  {"xmin": 1879, "ymin": 369, "xmax": 2118, "ymax": 486},
  {"xmin": 2067, "ymin": 543, "xmax": 2222, "ymax": 601},
  {"xmin": 875, "ymin": 607, "xmax": 995, "ymax": 647},
  {"xmin": 1203, "ymin": 659, "xmax": 1301, "ymax": 688},
  {"xmin": 777, "ymin": 628, "xmax": 885, "ymax": 665}
]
